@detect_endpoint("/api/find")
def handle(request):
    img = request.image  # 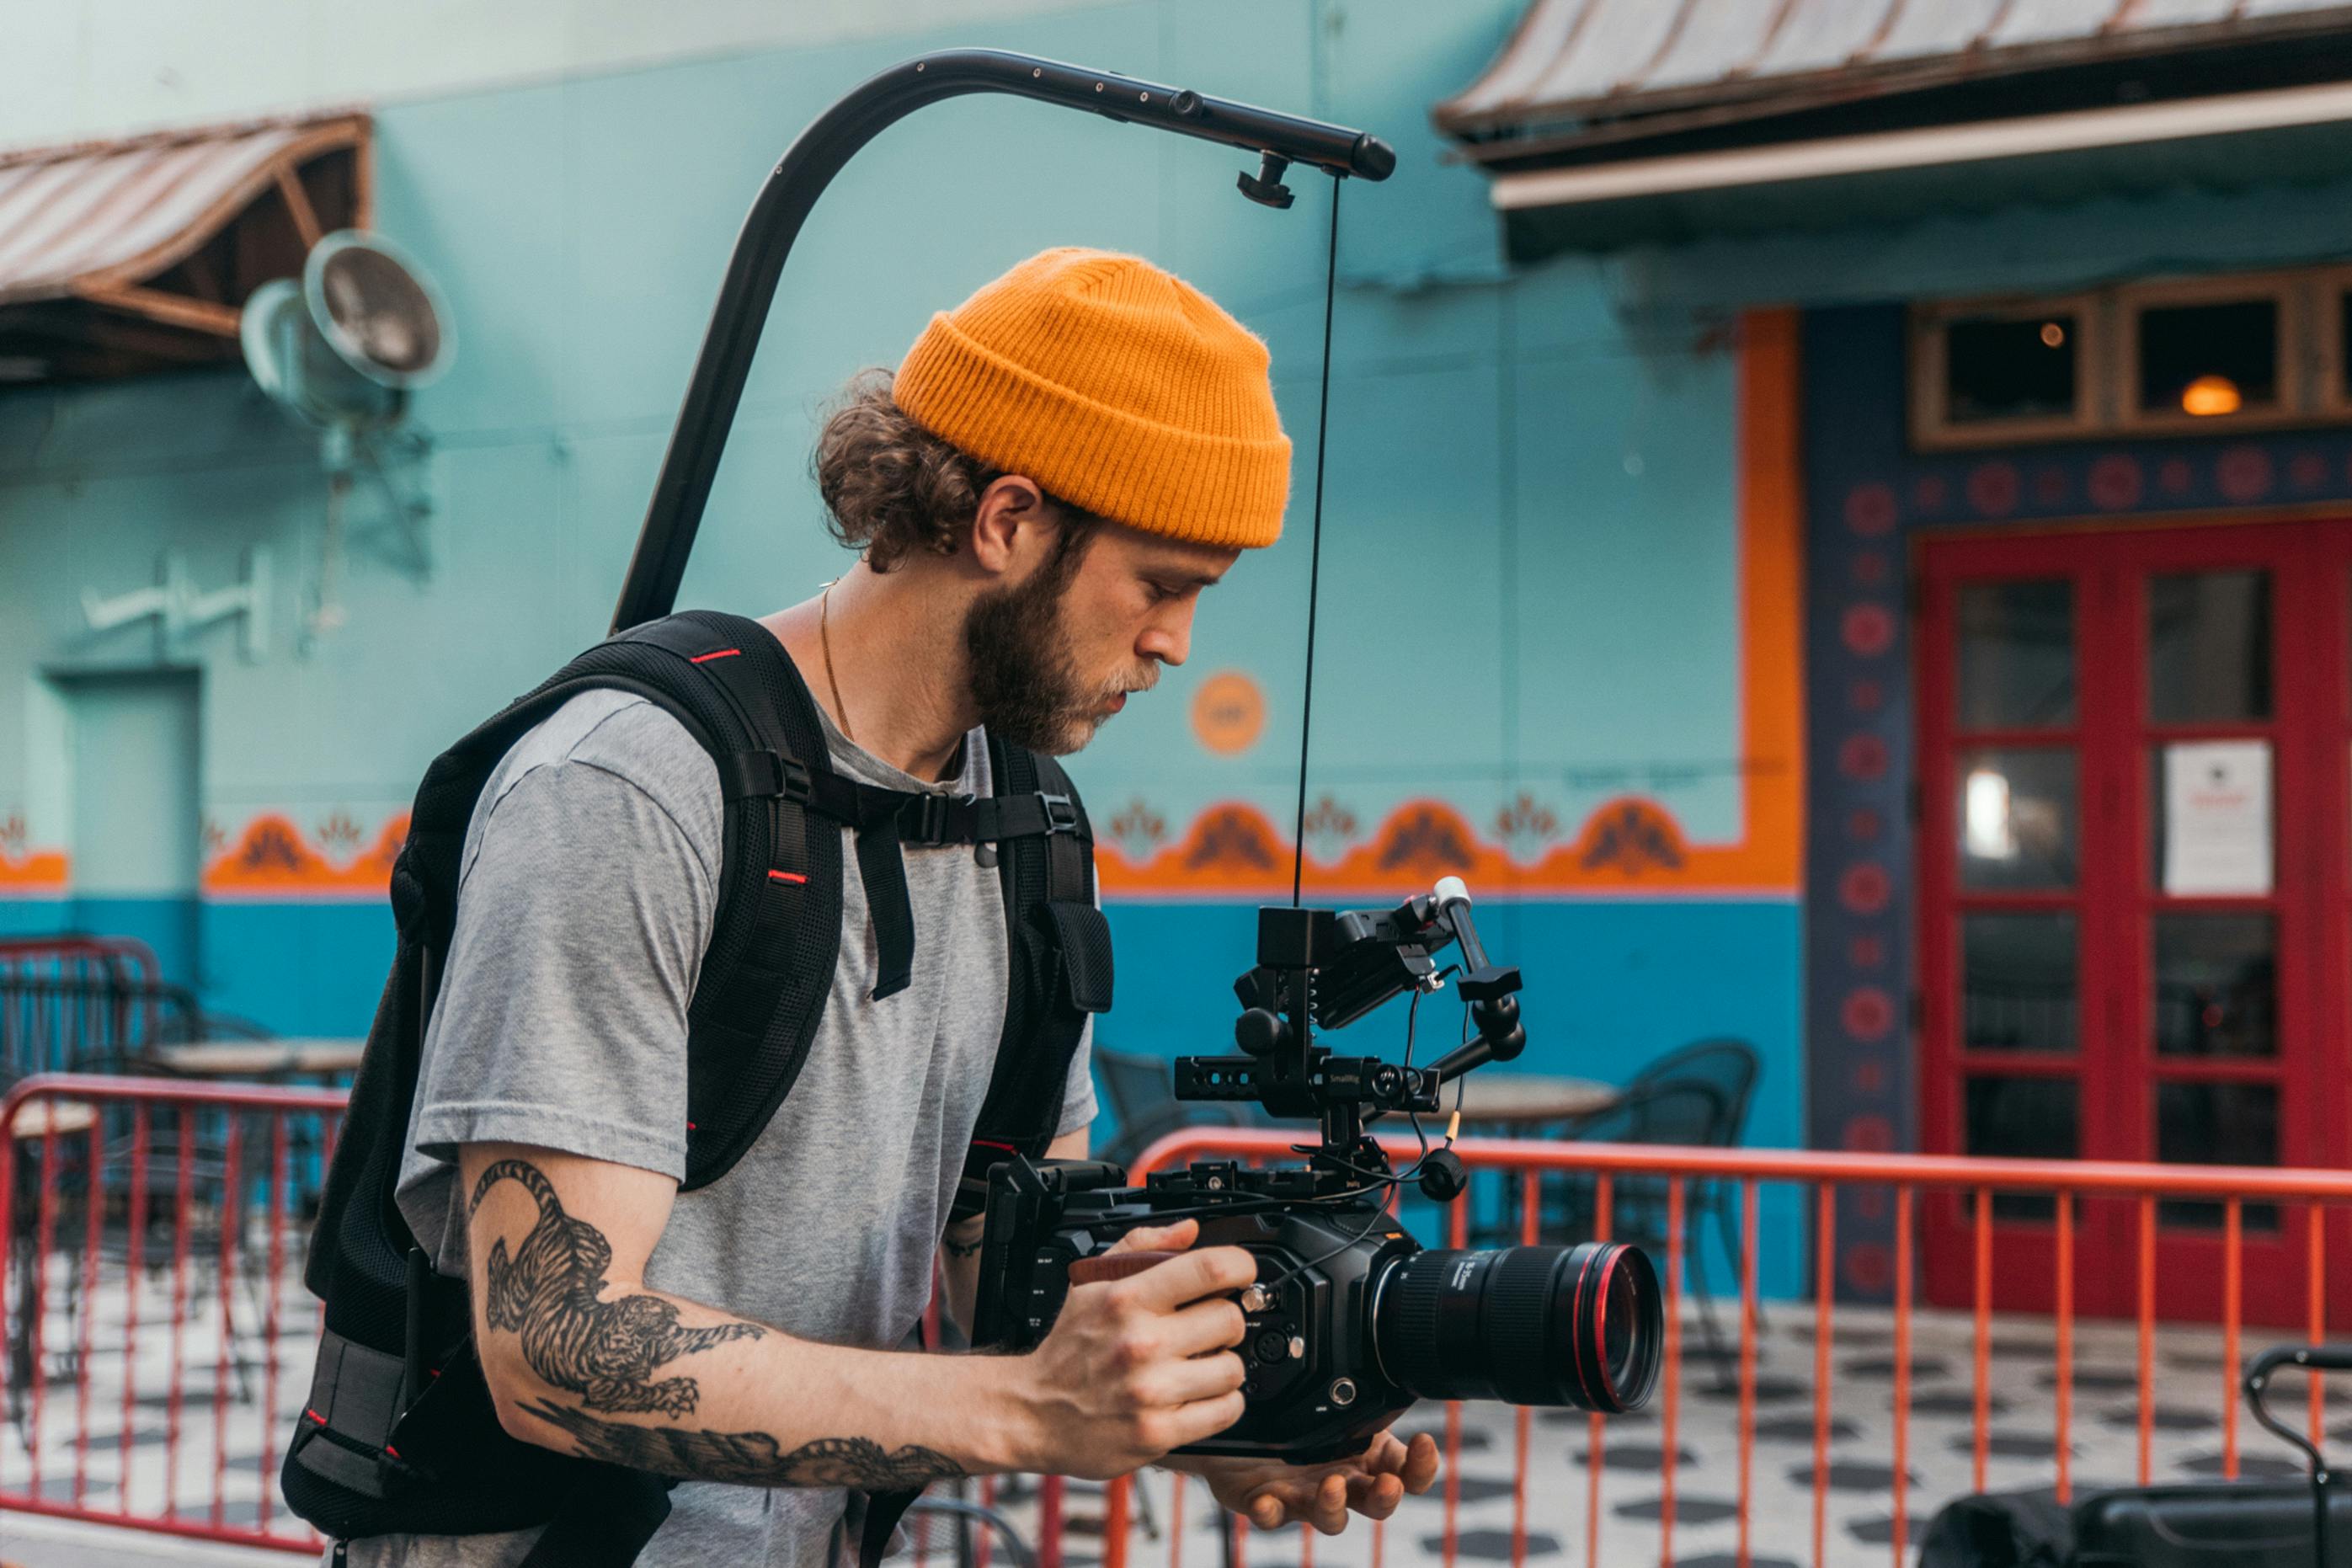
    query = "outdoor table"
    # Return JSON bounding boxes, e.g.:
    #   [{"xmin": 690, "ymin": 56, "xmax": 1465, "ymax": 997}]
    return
[
  {"xmin": 152, "ymin": 1038, "xmax": 366, "ymax": 1080},
  {"xmin": 7, "ymin": 1097, "xmax": 96, "ymax": 1140}
]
